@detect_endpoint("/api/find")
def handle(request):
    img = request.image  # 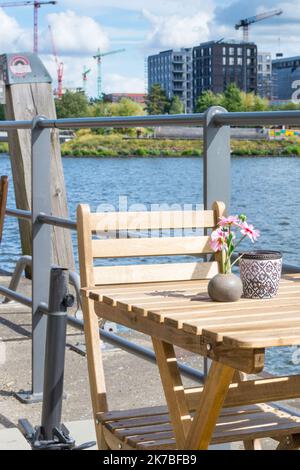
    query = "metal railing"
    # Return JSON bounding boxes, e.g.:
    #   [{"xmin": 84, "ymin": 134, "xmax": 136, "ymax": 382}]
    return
[{"xmin": 1, "ymin": 106, "xmax": 300, "ymax": 406}]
